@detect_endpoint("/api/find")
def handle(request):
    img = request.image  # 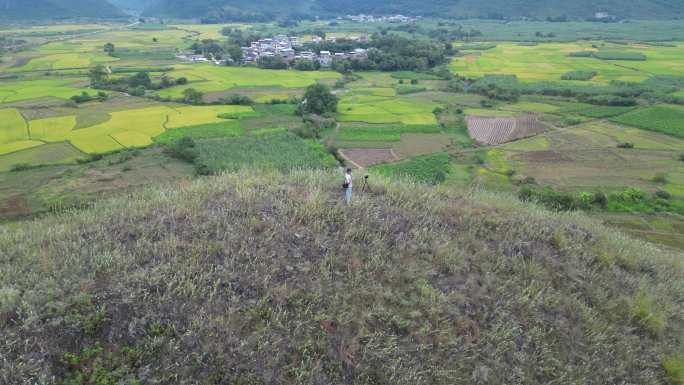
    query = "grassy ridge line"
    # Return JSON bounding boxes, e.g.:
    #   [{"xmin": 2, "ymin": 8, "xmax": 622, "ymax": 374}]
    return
[{"xmin": 1, "ymin": 169, "xmax": 682, "ymax": 384}]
